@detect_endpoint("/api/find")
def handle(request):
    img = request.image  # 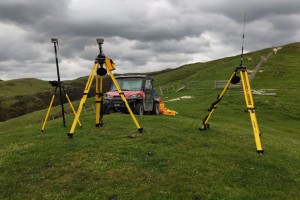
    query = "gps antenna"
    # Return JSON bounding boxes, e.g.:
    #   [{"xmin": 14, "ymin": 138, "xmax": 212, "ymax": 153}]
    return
[{"xmin": 240, "ymin": 12, "xmax": 246, "ymax": 66}]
